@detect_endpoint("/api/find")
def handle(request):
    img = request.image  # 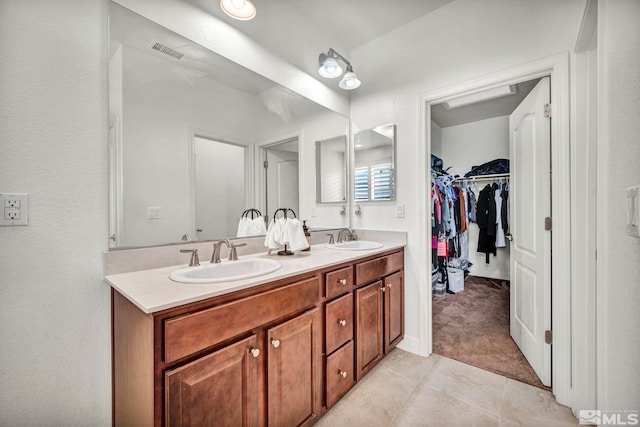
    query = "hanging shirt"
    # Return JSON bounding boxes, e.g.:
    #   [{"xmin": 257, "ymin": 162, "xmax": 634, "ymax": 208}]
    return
[{"xmin": 495, "ymin": 187, "xmax": 507, "ymax": 248}]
